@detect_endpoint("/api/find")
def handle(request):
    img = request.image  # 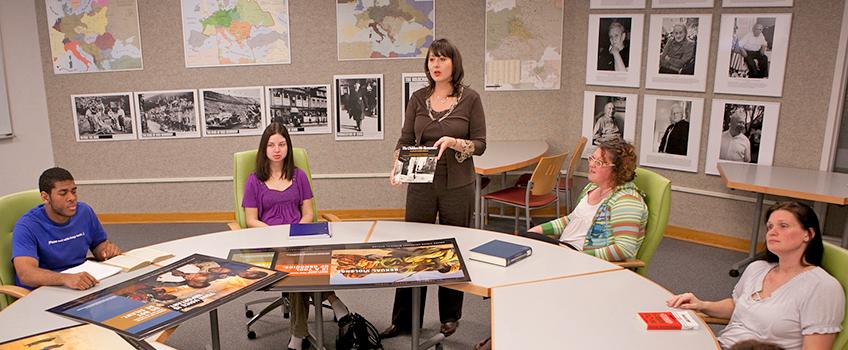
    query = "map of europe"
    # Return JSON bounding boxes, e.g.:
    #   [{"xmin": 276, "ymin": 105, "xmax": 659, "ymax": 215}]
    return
[
  {"xmin": 46, "ymin": 0, "xmax": 144, "ymax": 74},
  {"xmin": 181, "ymin": 0, "xmax": 291, "ymax": 67},
  {"xmin": 337, "ymin": 0, "xmax": 434, "ymax": 60}
]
